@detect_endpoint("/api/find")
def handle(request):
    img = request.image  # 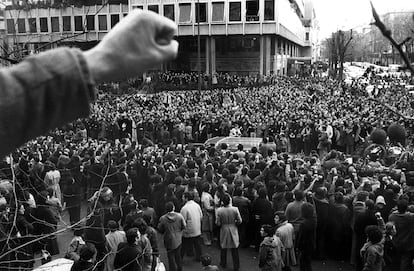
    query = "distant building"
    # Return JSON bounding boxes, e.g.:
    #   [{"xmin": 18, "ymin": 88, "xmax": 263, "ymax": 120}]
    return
[
  {"xmin": 0, "ymin": 1, "xmax": 13, "ymax": 31},
  {"xmin": 3, "ymin": 0, "xmax": 318, "ymax": 75},
  {"xmin": 369, "ymin": 10, "xmax": 414, "ymax": 66},
  {"xmin": 0, "ymin": 0, "xmax": 12, "ymax": 7}
]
